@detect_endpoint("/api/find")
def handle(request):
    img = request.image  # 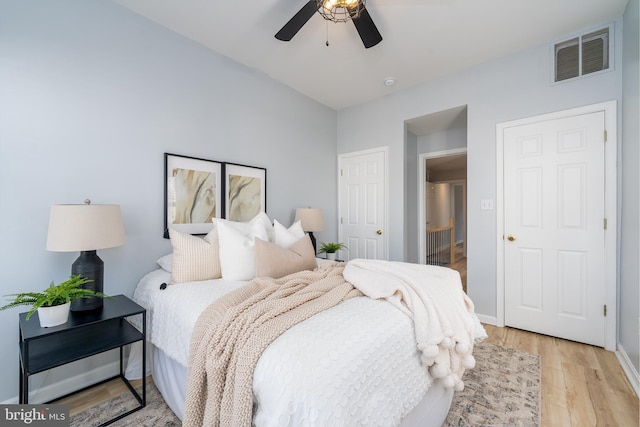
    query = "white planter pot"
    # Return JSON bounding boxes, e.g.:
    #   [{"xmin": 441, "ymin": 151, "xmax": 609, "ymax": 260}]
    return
[
  {"xmin": 37, "ymin": 302, "xmax": 70, "ymax": 328},
  {"xmin": 326, "ymin": 253, "xmax": 337, "ymax": 261}
]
